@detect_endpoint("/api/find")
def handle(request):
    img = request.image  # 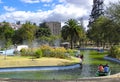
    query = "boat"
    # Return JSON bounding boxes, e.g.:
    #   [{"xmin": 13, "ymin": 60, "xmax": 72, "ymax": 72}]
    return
[{"xmin": 95, "ymin": 69, "xmax": 111, "ymax": 76}]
